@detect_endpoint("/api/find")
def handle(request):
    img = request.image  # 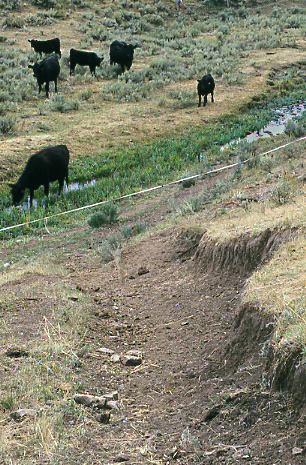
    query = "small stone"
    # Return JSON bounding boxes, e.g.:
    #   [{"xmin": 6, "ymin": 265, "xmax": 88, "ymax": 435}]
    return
[
  {"xmin": 73, "ymin": 394, "xmax": 106, "ymax": 408},
  {"xmin": 137, "ymin": 266, "xmax": 149, "ymax": 276},
  {"xmin": 114, "ymin": 454, "xmax": 130, "ymax": 462},
  {"xmin": 96, "ymin": 412, "xmax": 110, "ymax": 424},
  {"xmin": 97, "ymin": 348, "xmax": 115, "ymax": 356},
  {"xmin": 292, "ymin": 447, "xmax": 304, "ymax": 455},
  {"xmin": 11, "ymin": 409, "xmax": 37, "ymax": 421},
  {"xmin": 110, "ymin": 353, "xmax": 121, "ymax": 363},
  {"xmin": 104, "ymin": 391, "xmax": 119, "ymax": 401},
  {"xmin": 105, "ymin": 400, "xmax": 120, "ymax": 410},
  {"xmin": 121, "ymin": 355, "xmax": 142, "ymax": 366}
]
